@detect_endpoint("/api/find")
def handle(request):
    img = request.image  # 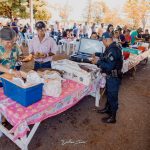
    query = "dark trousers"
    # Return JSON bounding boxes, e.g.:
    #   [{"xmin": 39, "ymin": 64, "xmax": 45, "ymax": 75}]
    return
[
  {"xmin": 34, "ymin": 61, "xmax": 51, "ymax": 71},
  {"xmin": 105, "ymin": 76, "xmax": 121, "ymax": 113}
]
